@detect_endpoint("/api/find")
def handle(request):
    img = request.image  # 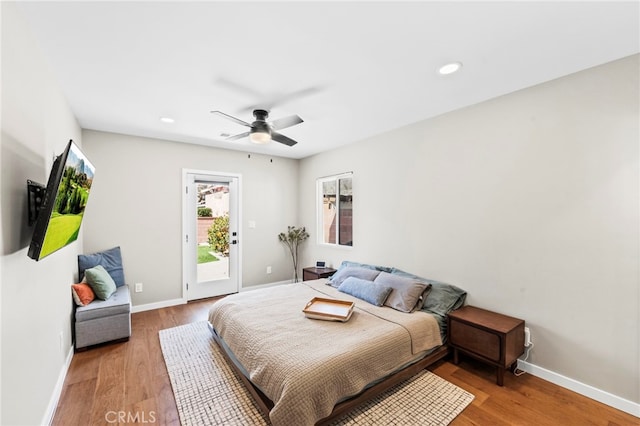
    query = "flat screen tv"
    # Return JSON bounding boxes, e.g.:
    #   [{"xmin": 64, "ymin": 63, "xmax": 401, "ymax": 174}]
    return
[{"xmin": 27, "ymin": 140, "xmax": 95, "ymax": 261}]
